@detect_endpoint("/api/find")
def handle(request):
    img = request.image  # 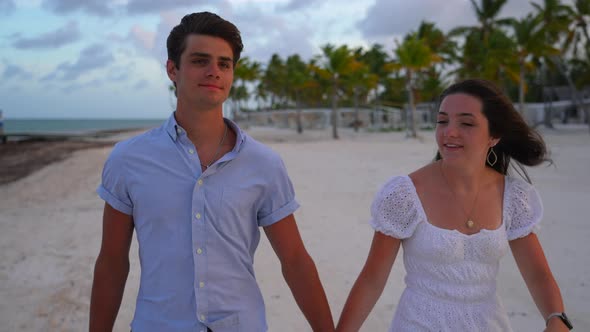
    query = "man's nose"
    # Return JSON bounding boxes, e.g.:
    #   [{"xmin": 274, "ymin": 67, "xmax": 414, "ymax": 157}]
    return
[{"xmin": 206, "ymin": 63, "xmax": 221, "ymax": 78}]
